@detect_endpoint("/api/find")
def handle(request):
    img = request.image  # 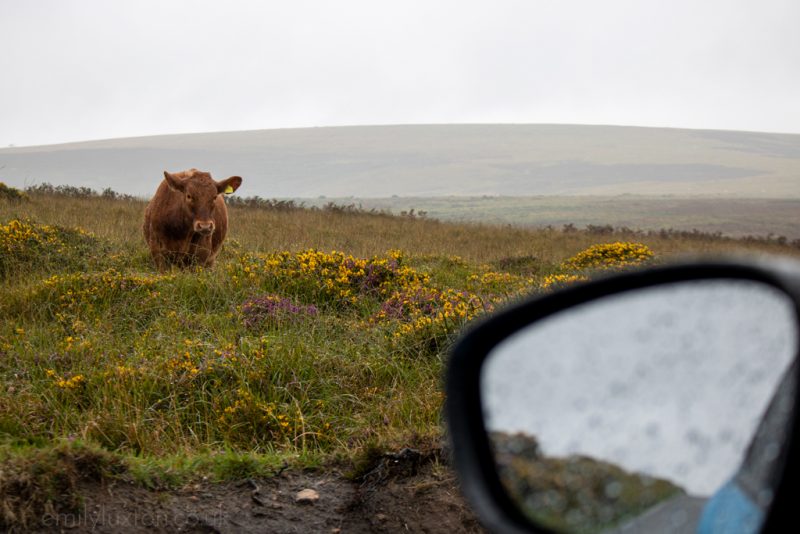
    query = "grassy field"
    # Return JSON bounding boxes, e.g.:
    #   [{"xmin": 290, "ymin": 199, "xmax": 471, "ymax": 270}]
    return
[
  {"xmin": 2, "ymin": 187, "xmax": 800, "ymax": 527},
  {"xmin": 301, "ymin": 195, "xmax": 800, "ymax": 241}
]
